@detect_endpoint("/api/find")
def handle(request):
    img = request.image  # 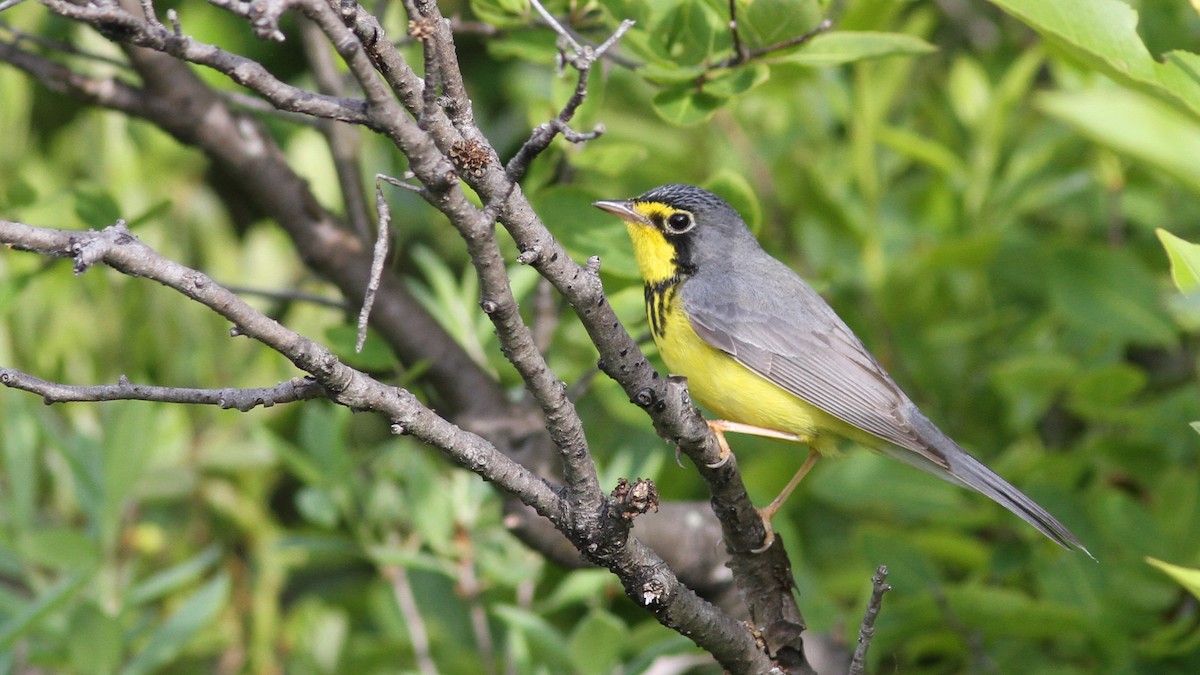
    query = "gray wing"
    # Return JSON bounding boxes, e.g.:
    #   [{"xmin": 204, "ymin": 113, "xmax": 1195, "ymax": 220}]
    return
[
  {"xmin": 681, "ymin": 260, "xmax": 1089, "ymax": 553},
  {"xmin": 682, "ymin": 265, "xmax": 943, "ymax": 466}
]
